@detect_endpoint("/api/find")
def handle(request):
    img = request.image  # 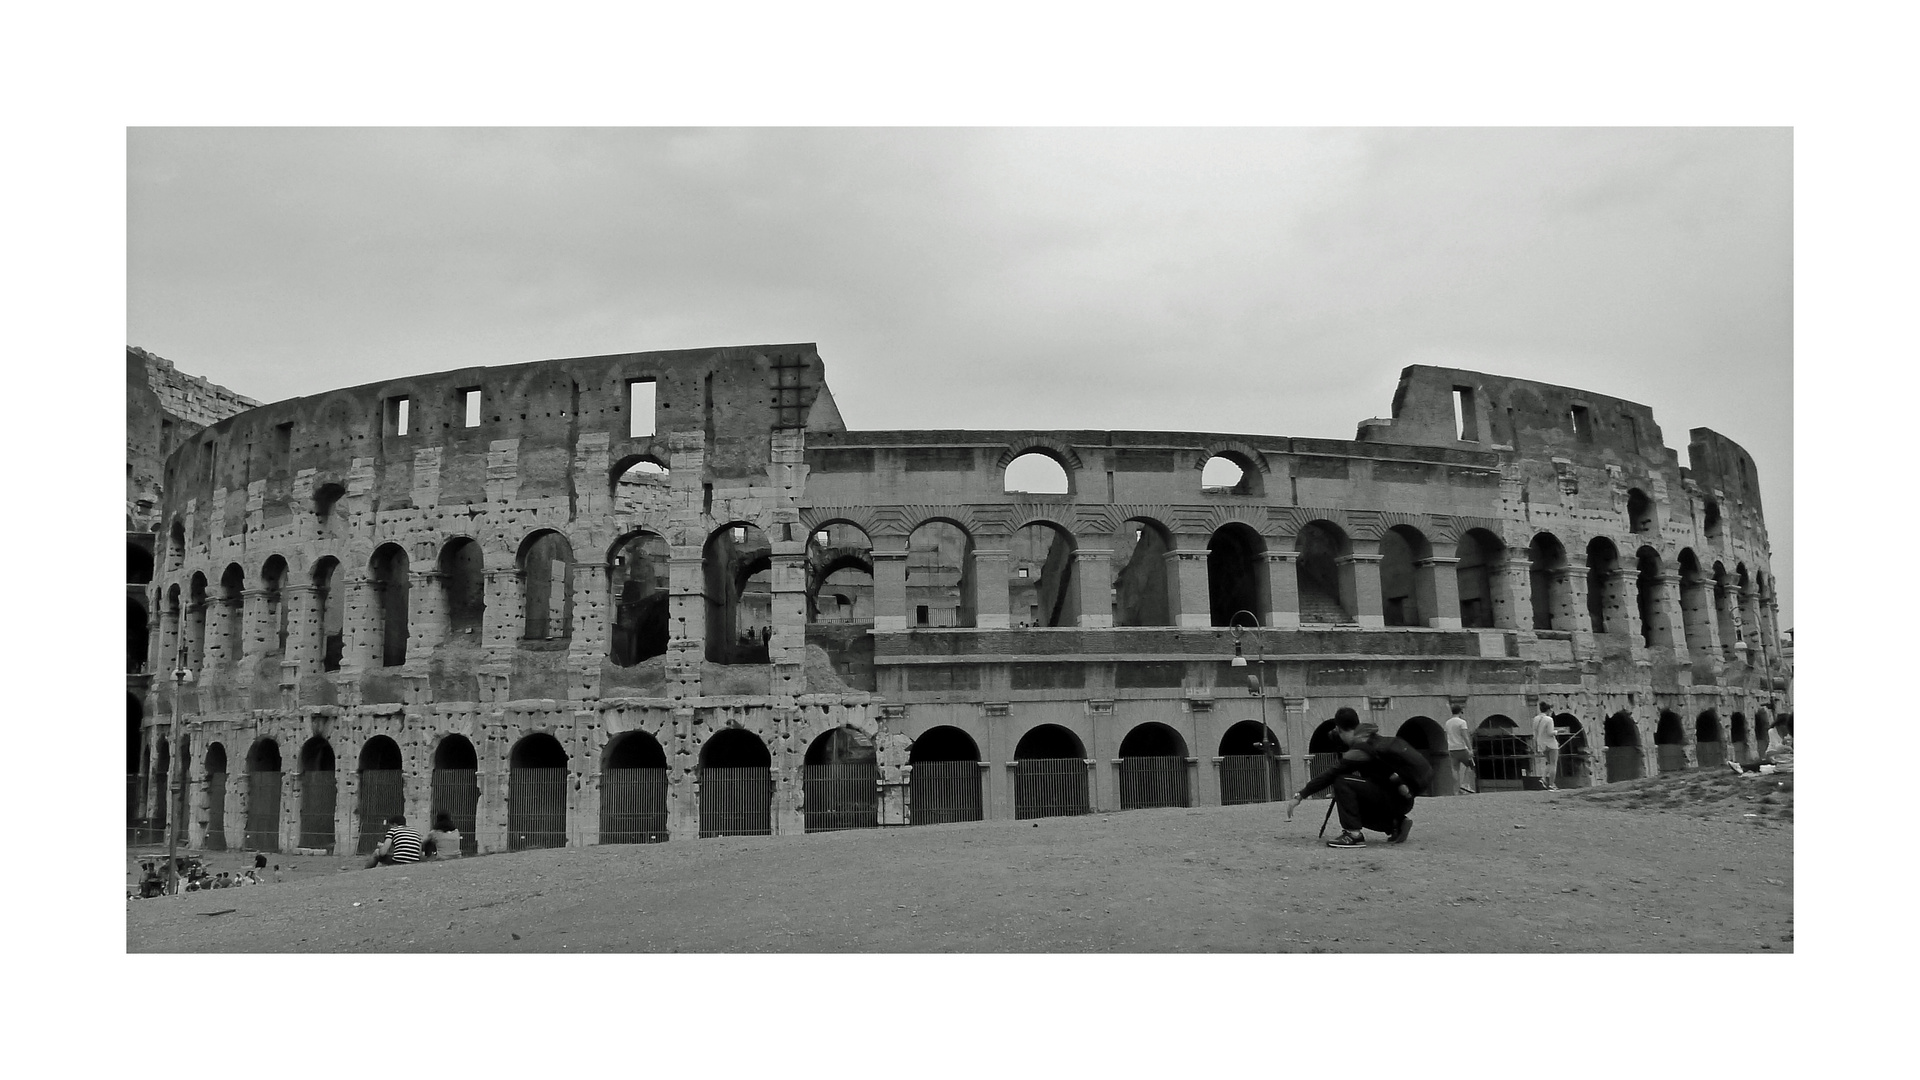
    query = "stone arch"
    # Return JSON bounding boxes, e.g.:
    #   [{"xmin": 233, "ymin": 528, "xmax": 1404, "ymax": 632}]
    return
[
  {"xmin": 1654, "ymin": 709, "xmax": 1687, "ymax": 773},
  {"xmin": 1013, "ymin": 723, "xmax": 1089, "ymax": 820},
  {"xmin": 802, "ymin": 726, "xmax": 879, "ymax": 832},
  {"xmin": 1002, "ymin": 450, "xmax": 1073, "ymax": 496},
  {"xmin": 508, "ymin": 732, "xmax": 570, "ymax": 851},
  {"xmin": 601, "ymin": 730, "xmax": 669, "ymax": 844},
  {"xmin": 297, "ymin": 736, "xmax": 336, "ymax": 852},
  {"xmin": 202, "ymin": 741, "xmax": 229, "ymax": 851},
  {"xmin": 906, "ymin": 518, "xmax": 976, "ymax": 628},
  {"xmin": 610, "ymin": 453, "xmax": 672, "ymax": 519},
  {"xmin": 1552, "ymin": 713, "xmax": 1588, "ymax": 787},
  {"xmin": 1294, "ymin": 520, "xmax": 1351, "ymax": 624},
  {"xmin": 1380, "ymin": 524, "xmax": 1434, "ymax": 627},
  {"xmin": 1586, "ymin": 536, "xmax": 1621, "ymax": 634},
  {"xmin": 806, "ymin": 521, "xmax": 874, "ymax": 625},
  {"xmin": 1395, "ymin": 715, "xmax": 1452, "ymax": 796},
  {"xmin": 907, "ymin": 725, "xmax": 983, "ymax": 825},
  {"xmin": 367, "ymin": 543, "xmax": 410, "ymax": 667},
  {"xmin": 1010, "ymin": 520, "xmax": 1078, "ymax": 627},
  {"xmin": 1199, "ymin": 445, "xmax": 1266, "ymax": 498},
  {"xmin": 1694, "ymin": 709, "xmax": 1726, "ymax": 769},
  {"xmin": 244, "ymin": 737, "xmax": 282, "ymax": 851},
  {"xmin": 167, "ymin": 519, "xmax": 187, "ymax": 572},
  {"xmin": 438, "ymin": 536, "xmax": 486, "ymax": 642},
  {"xmin": 1472, "ymin": 714, "xmax": 1527, "ymax": 791},
  {"xmin": 704, "ymin": 521, "xmax": 772, "ymax": 663},
  {"xmin": 1636, "ymin": 546, "xmax": 1671, "ymax": 648},
  {"xmin": 1112, "ymin": 516, "xmax": 1174, "ymax": 627},
  {"xmin": 1116, "ymin": 722, "xmax": 1190, "ymax": 810},
  {"xmin": 430, "ymin": 734, "xmax": 480, "ymax": 855},
  {"xmin": 698, "ymin": 727, "xmax": 773, "ymax": 838},
  {"xmin": 260, "ymin": 554, "xmax": 289, "ymax": 657},
  {"xmin": 1208, "ymin": 521, "xmax": 1266, "ymax": 627},
  {"xmin": 1627, "ymin": 488, "xmax": 1656, "ymax": 534},
  {"xmin": 312, "ymin": 555, "xmax": 344, "ymax": 671},
  {"xmin": 608, "ymin": 529, "xmax": 670, "ymax": 665},
  {"xmin": 128, "ymin": 541, "xmax": 154, "ymax": 585},
  {"xmin": 1528, "ymin": 532, "xmax": 1569, "ymax": 631},
  {"xmin": 1703, "ymin": 498, "xmax": 1723, "ymax": 541},
  {"xmin": 127, "ymin": 595, "xmax": 149, "ymax": 675},
  {"xmin": 1603, "ymin": 711, "xmax": 1643, "ymax": 781},
  {"xmin": 217, "ymin": 563, "xmax": 245, "ymax": 664},
  {"xmin": 187, "ymin": 571, "xmax": 208, "ymax": 669},
  {"xmin": 355, "ymin": 735, "xmax": 405, "ymax": 854},
  {"xmin": 1216, "ymin": 719, "xmax": 1285, "ymax": 805},
  {"xmin": 518, "ymin": 529, "xmax": 575, "ymax": 642}
]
